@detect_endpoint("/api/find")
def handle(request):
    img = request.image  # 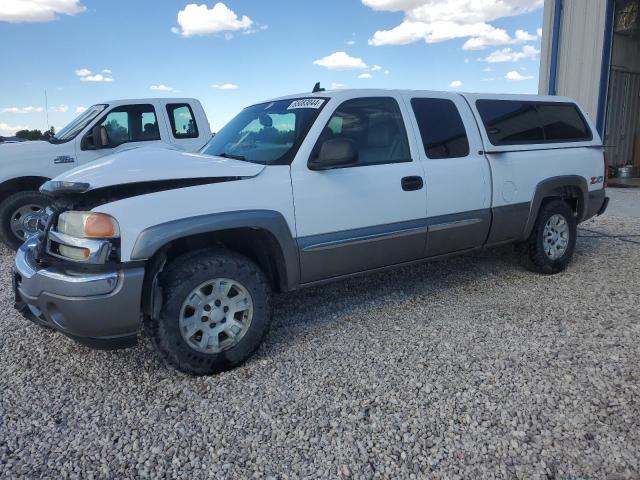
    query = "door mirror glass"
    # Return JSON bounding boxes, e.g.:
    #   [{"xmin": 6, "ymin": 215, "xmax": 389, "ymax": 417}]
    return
[
  {"xmin": 83, "ymin": 124, "xmax": 109, "ymax": 150},
  {"xmin": 309, "ymin": 138, "xmax": 358, "ymax": 170},
  {"xmin": 95, "ymin": 125, "xmax": 109, "ymax": 148}
]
